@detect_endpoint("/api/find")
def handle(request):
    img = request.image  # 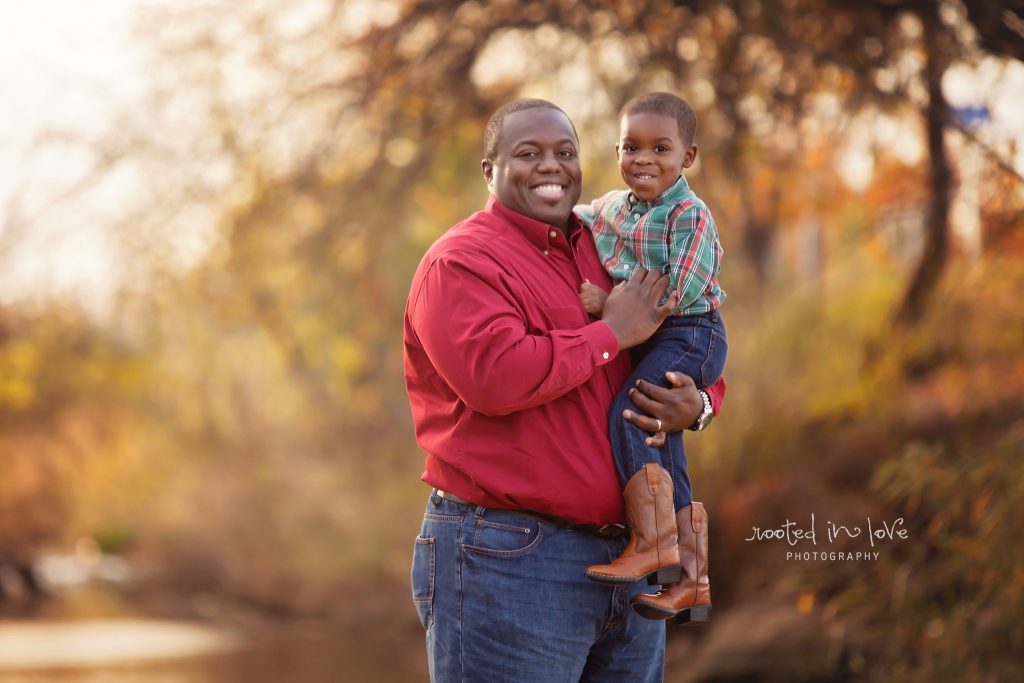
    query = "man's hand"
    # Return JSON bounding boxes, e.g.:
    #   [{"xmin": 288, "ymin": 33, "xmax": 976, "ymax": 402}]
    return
[
  {"xmin": 601, "ymin": 267, "xmax": 677, "ymax": 350},
  {"xmin": 579, "ymin": 281, "xmax": 608, "ymax": 316},
  {"xmin": 622, "ymin": 371, "xmax": 703, "ymax": 446}
]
